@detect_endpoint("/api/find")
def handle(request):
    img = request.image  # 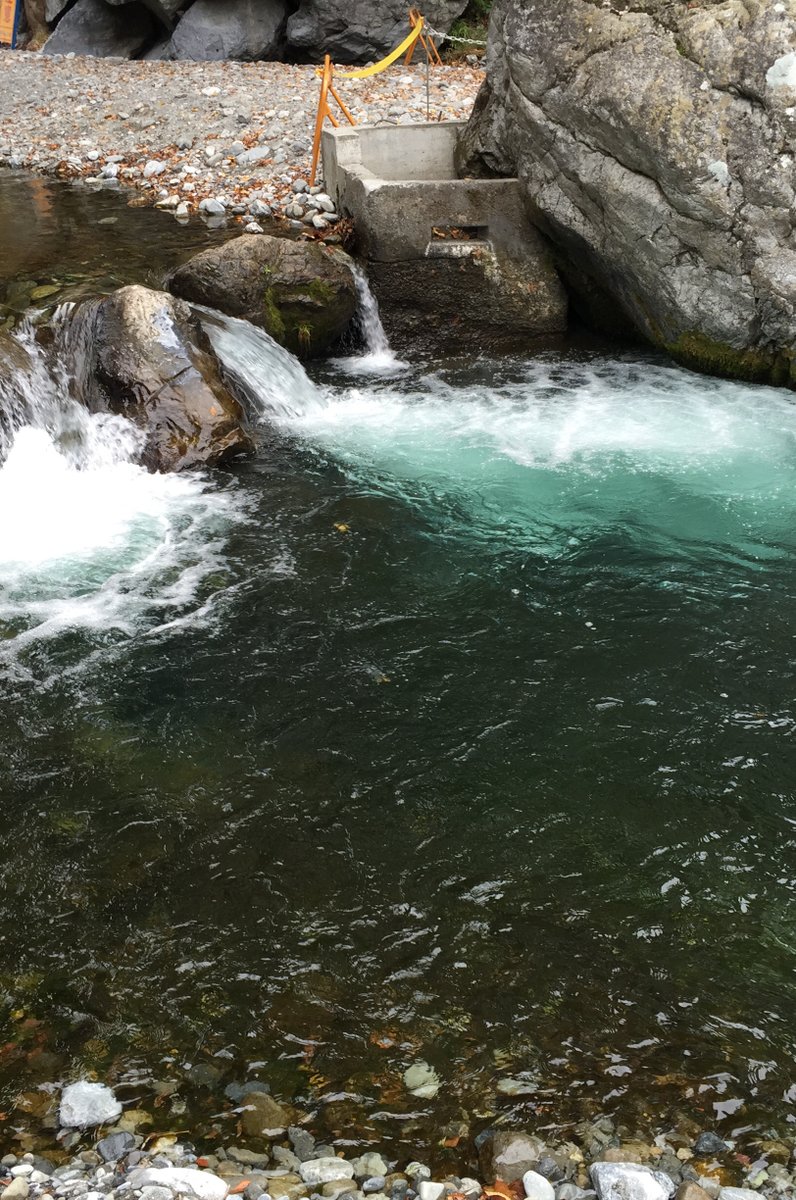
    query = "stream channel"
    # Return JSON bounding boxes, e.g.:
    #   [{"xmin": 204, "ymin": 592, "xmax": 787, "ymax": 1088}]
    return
[{"xmin": 1, "ymin": 170, "xmax": 796, "ymax": 1161}]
